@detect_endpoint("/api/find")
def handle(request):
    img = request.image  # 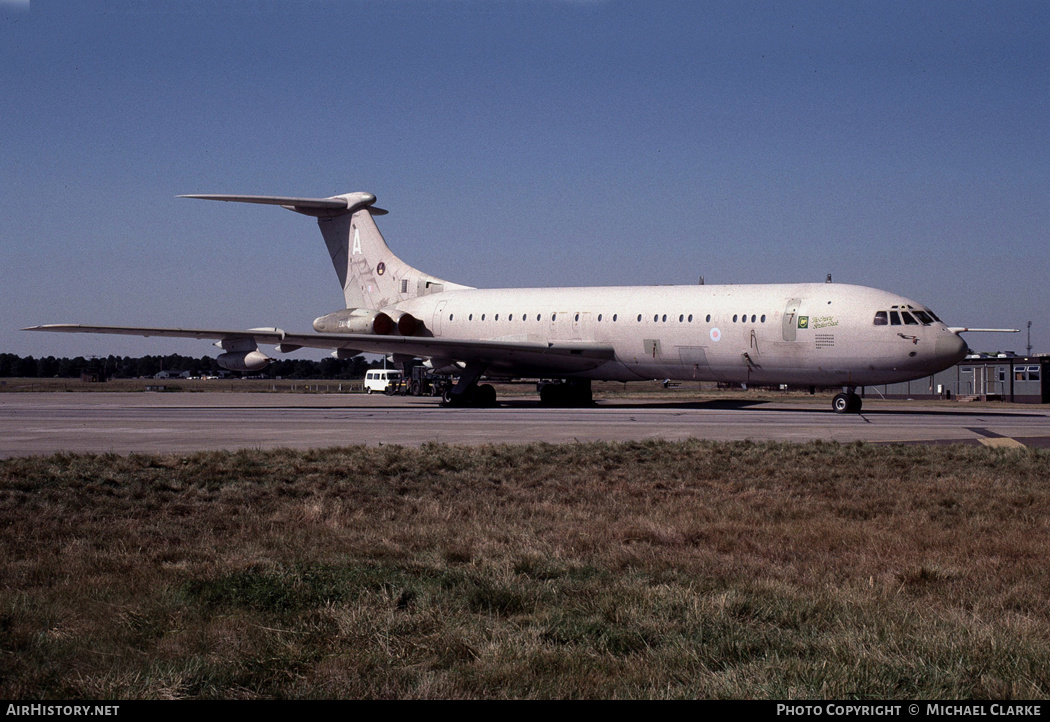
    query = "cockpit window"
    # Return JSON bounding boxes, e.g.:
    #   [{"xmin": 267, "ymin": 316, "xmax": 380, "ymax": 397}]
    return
[
  {"xmin": 879, "ymin": 307, "xmax": 937, "ymax": 326},
  {"xmin": 926, "ymin": 309, "xmax": 942, "ymax": 323}
]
